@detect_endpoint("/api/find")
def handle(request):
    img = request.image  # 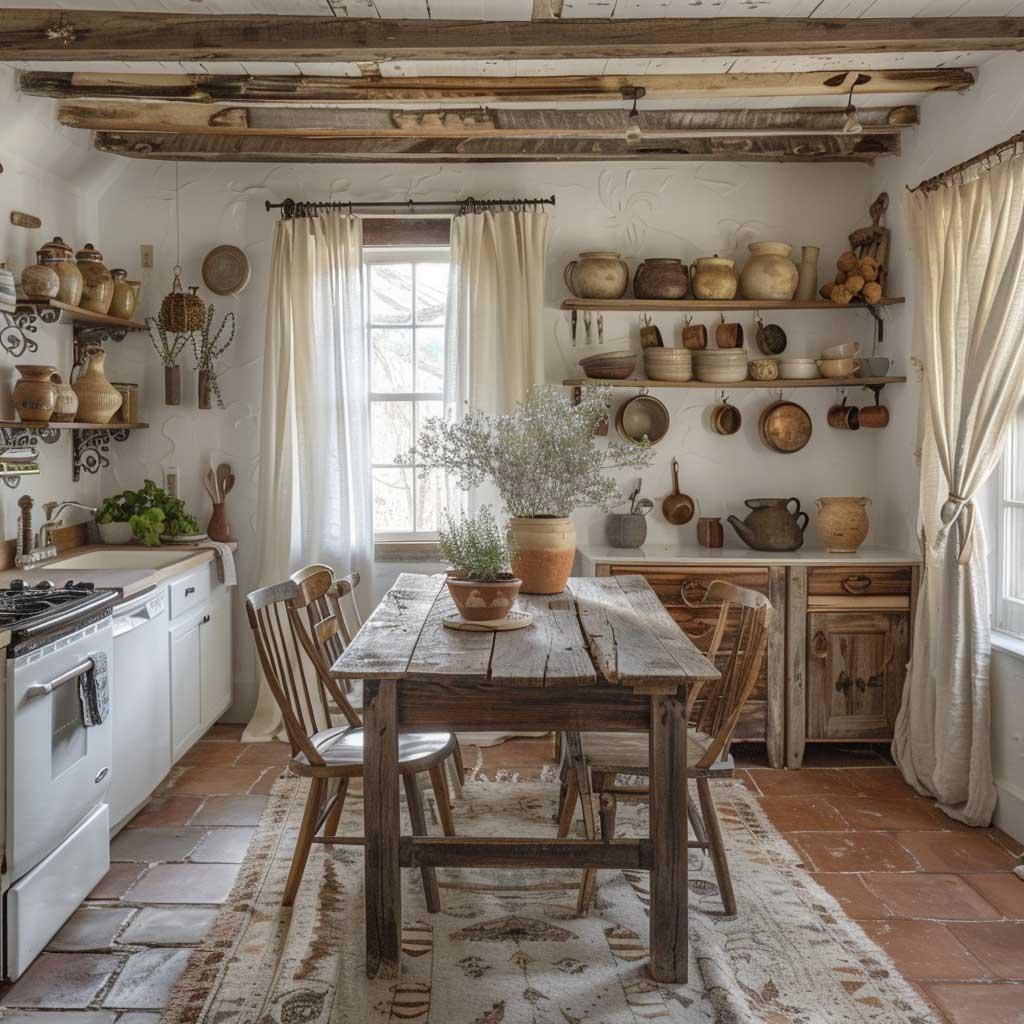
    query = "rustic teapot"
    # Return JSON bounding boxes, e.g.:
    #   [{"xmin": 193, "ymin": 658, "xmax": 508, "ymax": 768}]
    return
[{"xmin": 728, "ymin": 497, "xmax": 808, "ymax": 551}]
